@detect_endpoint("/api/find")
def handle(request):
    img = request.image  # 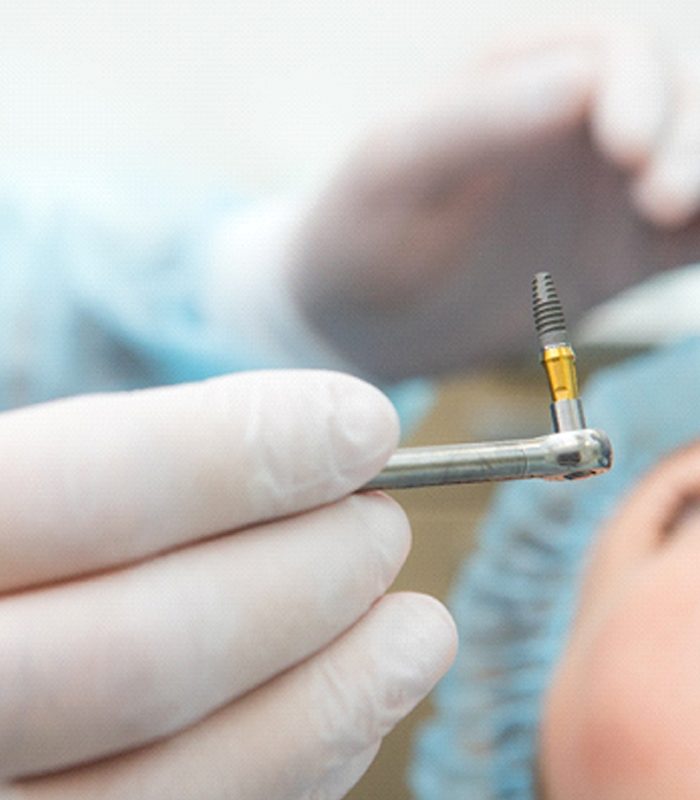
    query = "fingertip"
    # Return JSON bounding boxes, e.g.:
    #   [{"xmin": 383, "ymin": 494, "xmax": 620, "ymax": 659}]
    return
[
  {"xmin": 328, "ymin": 372, "xmax": 401, "ymax": 469},
  {"xmin": 286, "ymin": 591, "xmax": 459, "ymax": 788},
  {"xmin": 591, "ymin": 30, "xmax": 669, "ymax": 171},
  {"xmin": 378, "ymin": 592, "xmax": 459, "ymax": 684},
  {"xmin": 307, "ymin": 591, "xmax": 458, "ymax": 756},
  {"xmin": 593, "ymin": 123, "xmax": 657, "ymax": 171},
  {"xmin": 486, "ymin": 46, "xmax": 596, "ymax": 133},
  {"xmin": 592, "ymin": 89, "xmax": 663, "ymax": 169},
  {"xmin": 632, "ymin": 164, "xmax": 700, "ymax": 228},
  {"xmin": 347, "ymin": 491, "xmax": 413, "ymax": 584},
  {"xmin": 218, "ymin": 369, "xmax": 401, "ymax": 518}
]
